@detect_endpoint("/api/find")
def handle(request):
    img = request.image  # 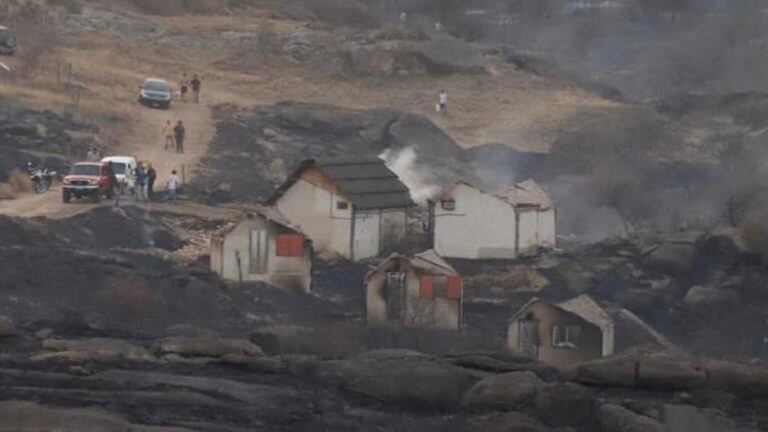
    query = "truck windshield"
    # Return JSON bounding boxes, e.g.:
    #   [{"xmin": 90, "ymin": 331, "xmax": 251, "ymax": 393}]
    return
[{"xmin": 71, "ymin": 165, "xmax": 101, "ymax": 176}]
